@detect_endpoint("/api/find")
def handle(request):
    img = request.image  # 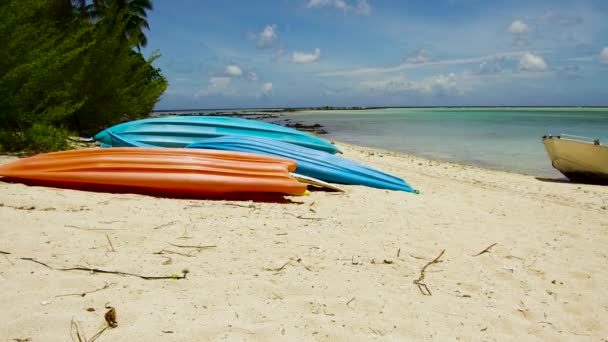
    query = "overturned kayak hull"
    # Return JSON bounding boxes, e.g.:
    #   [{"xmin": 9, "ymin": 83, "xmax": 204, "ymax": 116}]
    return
[
  {"xmin": 0, "ymin": 148, "xmax": 307, "ymax": 198},
  {"xmin": 94, "ymin": 116, "xmax": 339, "ymax": 154},
  {"xmin": 186, "ymin": 136, "xmax": 417, "ymax": 192}
]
